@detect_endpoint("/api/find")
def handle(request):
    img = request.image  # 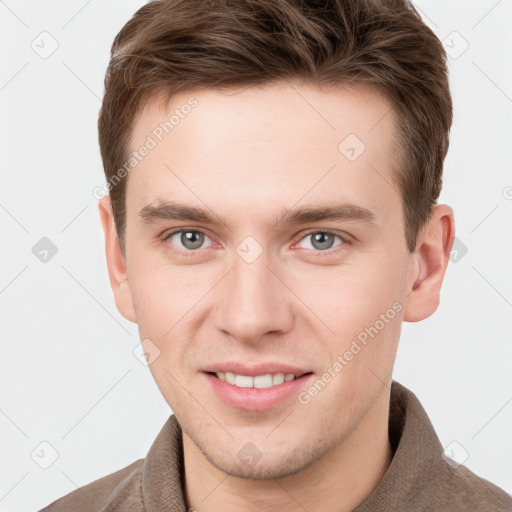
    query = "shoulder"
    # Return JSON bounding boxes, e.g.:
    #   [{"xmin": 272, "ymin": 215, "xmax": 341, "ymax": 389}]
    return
[
  {"xmin": 382, "ymin": 382, "xmax": 512, "ymax": 511},
  {"xmin": 442, "ymin": 463, "xmax": 512, "ymax": 511},
  {"xmin": 38, "ymin": 458, "xmax": 145, "ymax": 512}
]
